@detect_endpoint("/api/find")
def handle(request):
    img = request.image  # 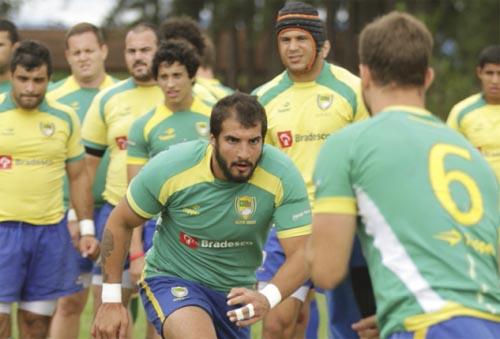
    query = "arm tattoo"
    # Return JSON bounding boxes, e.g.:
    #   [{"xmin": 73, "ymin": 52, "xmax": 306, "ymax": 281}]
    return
[{"xmin": 101, "ymin": 228, "xmax": 114, "ymax": 282}]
